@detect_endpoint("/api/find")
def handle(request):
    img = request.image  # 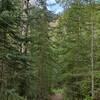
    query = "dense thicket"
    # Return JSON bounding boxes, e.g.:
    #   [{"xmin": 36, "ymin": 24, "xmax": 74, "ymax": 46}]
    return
[
  {"xmin": 0, "ymin": 0, "xmax": 100, "ymax": 100},
  {"xmin": 0, "ymin": 0, "xmax": 34, "ymax": 100},
  {"xmin": 57, "ymin": 0, "xmax": 100, "ymax": 100},
  {"xmin": 0, "ymin": 0, "xmax": 56, "ymax": 100}
]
